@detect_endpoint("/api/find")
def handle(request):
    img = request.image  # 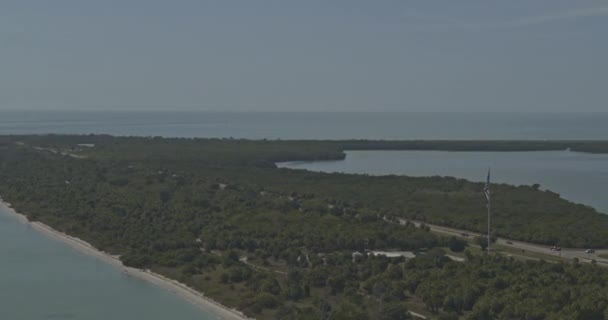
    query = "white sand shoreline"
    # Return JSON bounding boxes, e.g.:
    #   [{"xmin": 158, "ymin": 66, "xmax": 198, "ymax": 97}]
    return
[{"xmin": 0, "ymin": 199, "xmax": 251, "ymax": 320}]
